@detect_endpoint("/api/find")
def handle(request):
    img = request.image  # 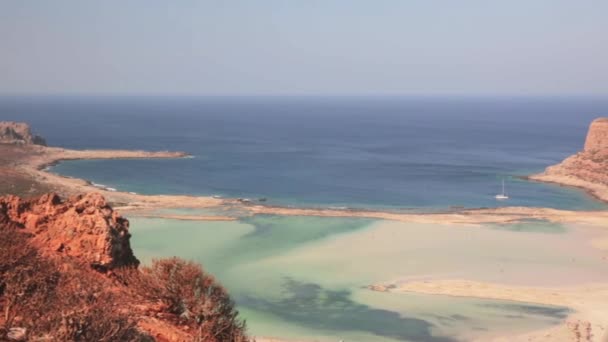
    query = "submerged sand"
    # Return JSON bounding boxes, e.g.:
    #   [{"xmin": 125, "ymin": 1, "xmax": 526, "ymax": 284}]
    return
[{"xmin": 370, "ymin": 280, "xmax": 608, "ymax": 342}]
